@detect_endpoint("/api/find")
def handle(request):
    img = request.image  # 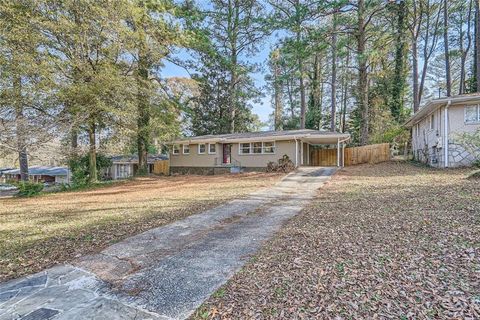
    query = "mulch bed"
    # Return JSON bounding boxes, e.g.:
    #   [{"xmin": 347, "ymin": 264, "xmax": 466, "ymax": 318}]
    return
[{"xmin": 193, "ymin": 161, "xmax": 480, "ymax": 319}]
